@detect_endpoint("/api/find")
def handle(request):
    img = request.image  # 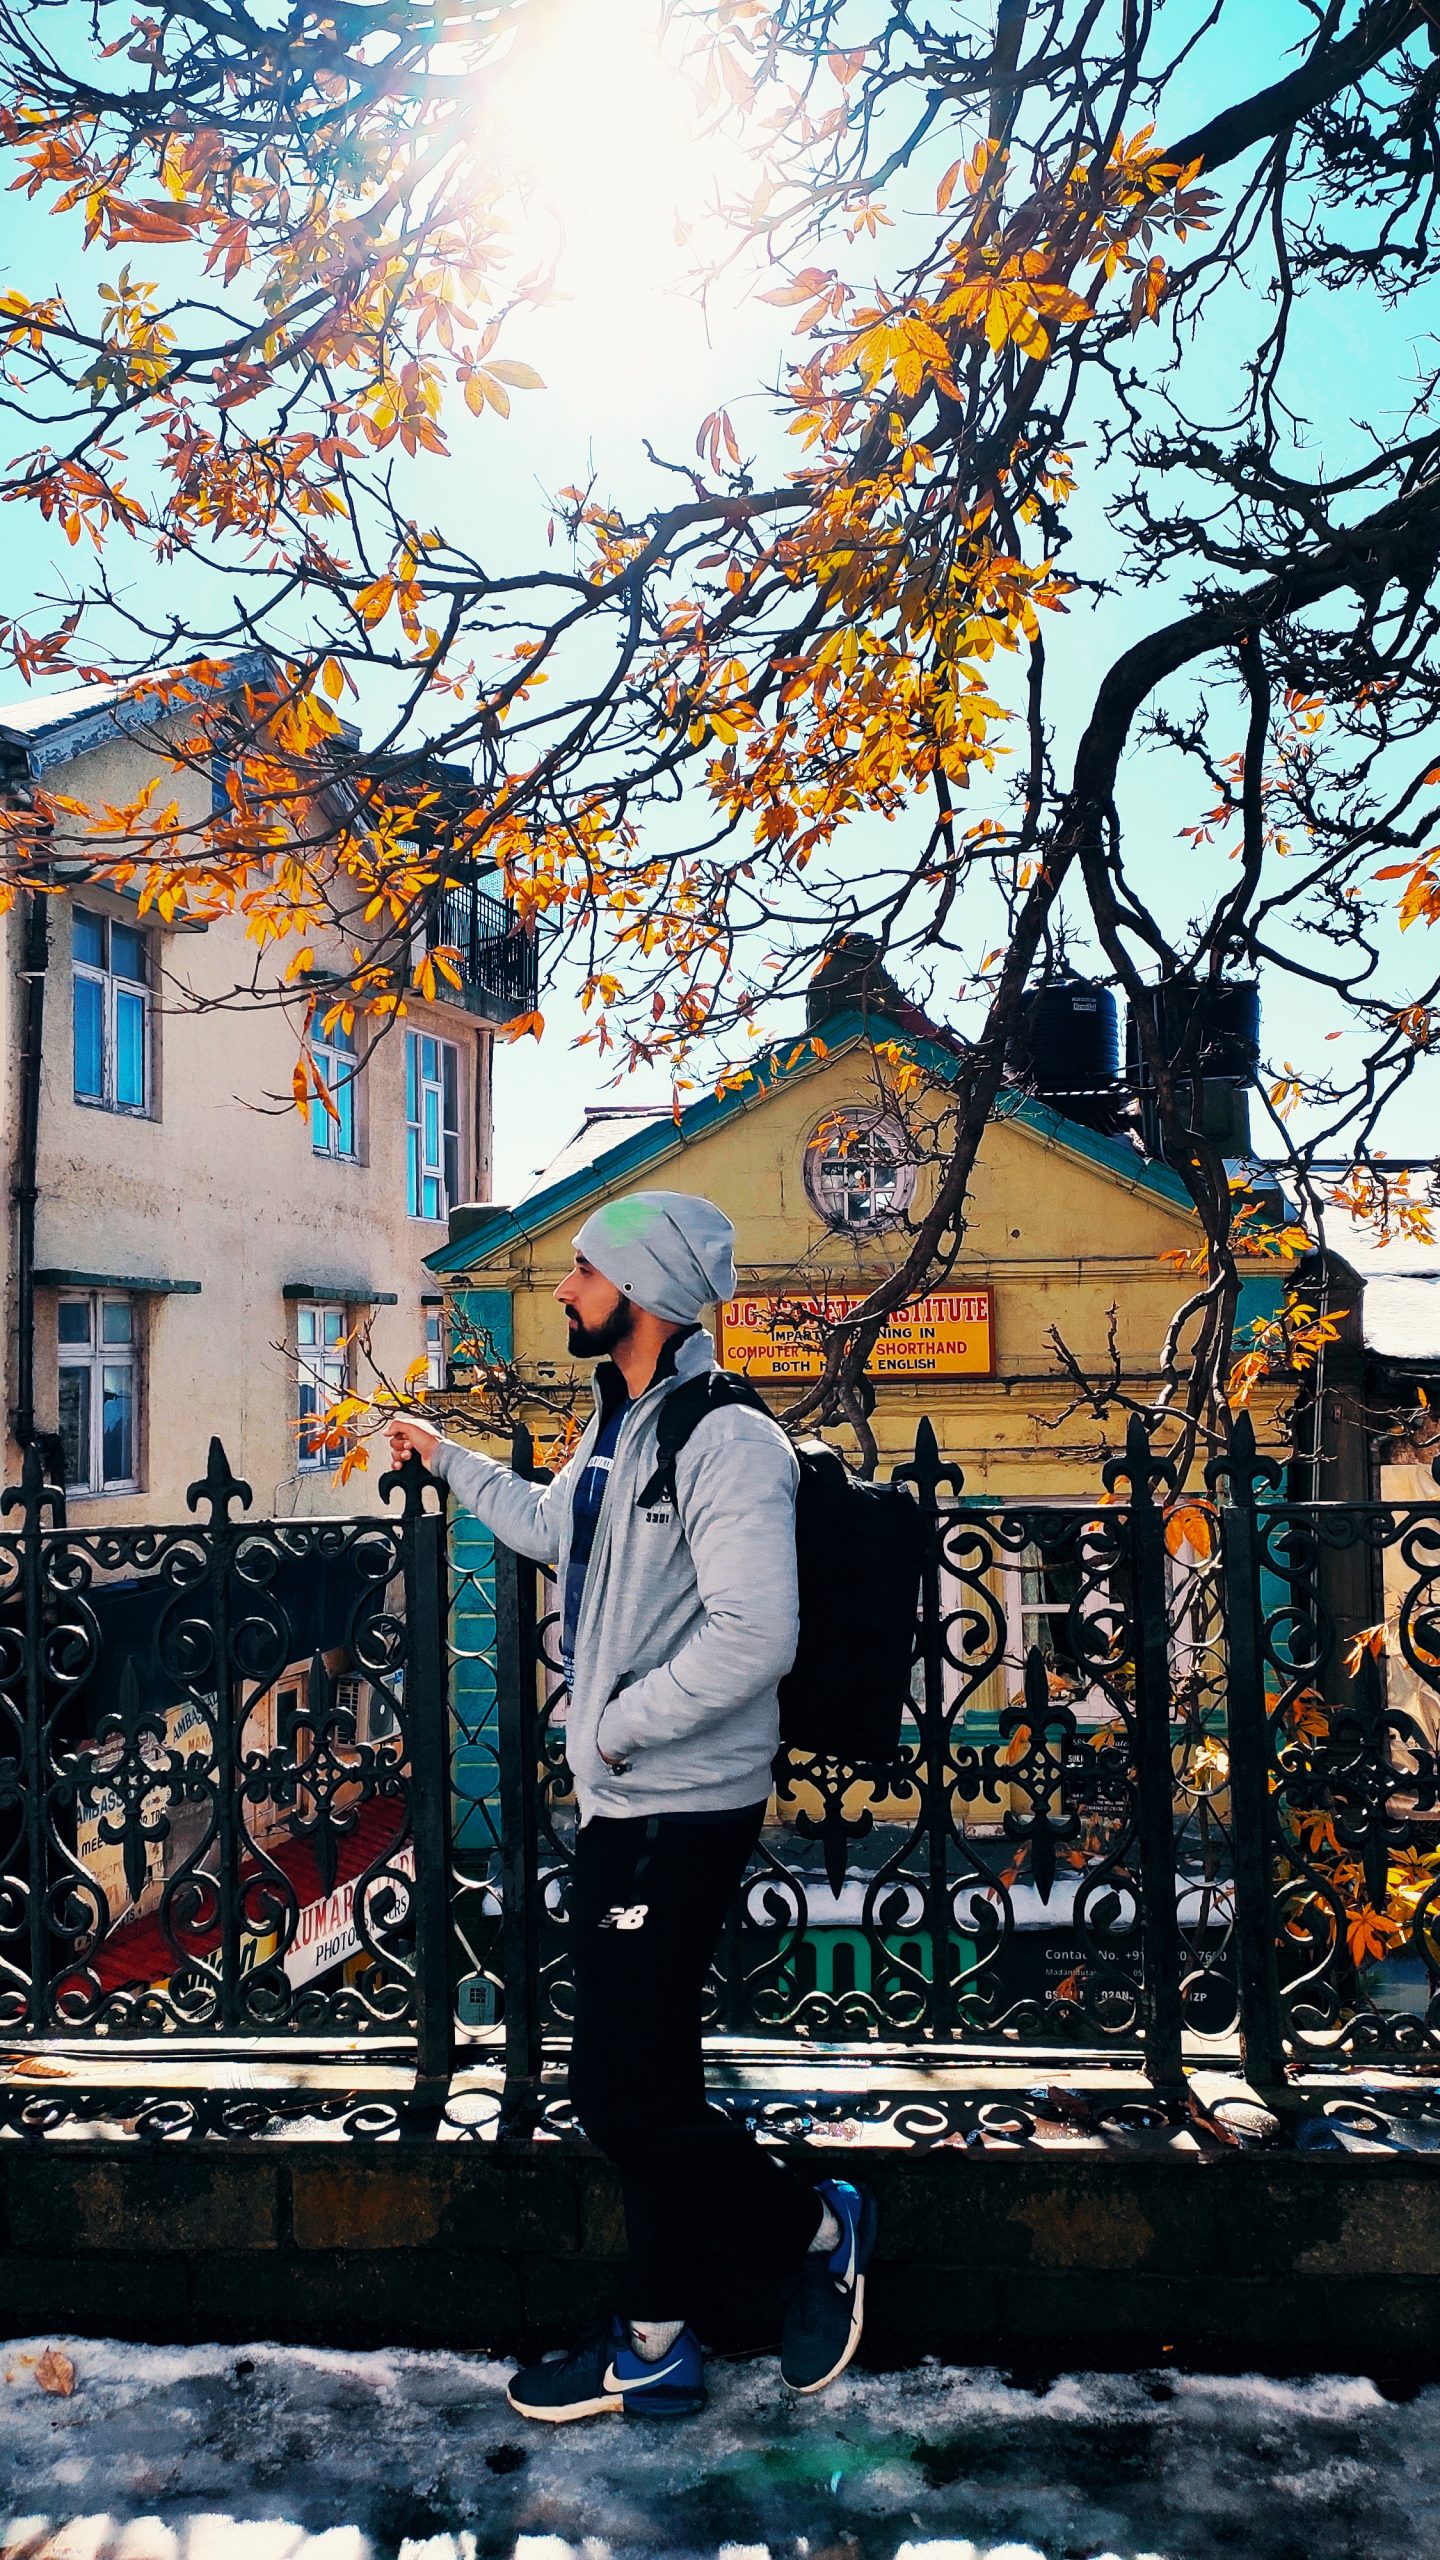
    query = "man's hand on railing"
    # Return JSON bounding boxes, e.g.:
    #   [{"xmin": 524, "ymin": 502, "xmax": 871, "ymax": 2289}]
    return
[{"xmin": 387, "ymin": 1415, "xmax": 442, "ymax": 1470}]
